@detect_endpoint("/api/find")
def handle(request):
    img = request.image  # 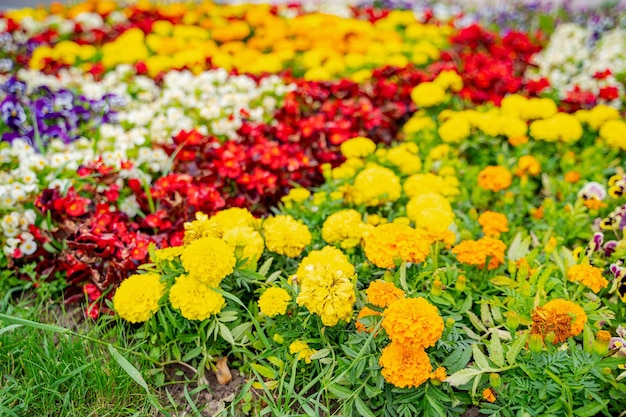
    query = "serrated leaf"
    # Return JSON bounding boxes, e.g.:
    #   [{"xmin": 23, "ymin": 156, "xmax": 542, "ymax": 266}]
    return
[
  {"xmin": 480, "ymin": 304, "xmax": 494, "ymax": 327},
  {"xmin": 507, "ymin": 232, "xmax": 531, "ymax": 261},
  {"xmin": 309, "ymin": 348, "xmax": 330, "ymax": 360},
  {"xmin": 442, "ymin": 344, "xmax": 473, "ymax": 373},
  {"xmin": 506, "ymin": 332, "xmax": 529, "ymax": 365},
  {"xmin": 490, "ymin": 276, "xmax": 519, "ymax": 288},
  {"xmin": 573, "ymin": 400, "xmax": 609, "ymax": 417},
  {"xmin": 251, "ymin": 363, "xmax": 276, "ymax": 380},
  {"xmin": 231, "ymin": 322, "xmax": 252, "ymax": 342},
  {"xmin": 487, "ymin": 331, "xmax": 505, "ymax": 367},
  {"xmin": 354, "ymin": 396, "xmax": 376, "ymax": 417},
  {"xmin": 472, "ymin": 344, "xmax": 490, "ymax": 370},
  {"xmin": 467, "ymin": 311, "xmax": 488, "ymax": 333},
  {"xmin": 445, "ymin": 368, "xmax": 483, "ymax": 387},
  {"xmin": 460, "ymin": 324, "xmax": 481, "ymax": 340},
  {"xmin": 182, "ymin": 346, "xmax": 202, "ymax": 362},
  {"xmin": 257, "ymin": 257, "xmax": 273, "ymax": 277},
  {"xmin": 218, "ymin": 322, "xmax": 235, "ymax": 345},
  {"xmin": 327, "ymin": 383, "xmax": 353, "ymax": 399}
]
